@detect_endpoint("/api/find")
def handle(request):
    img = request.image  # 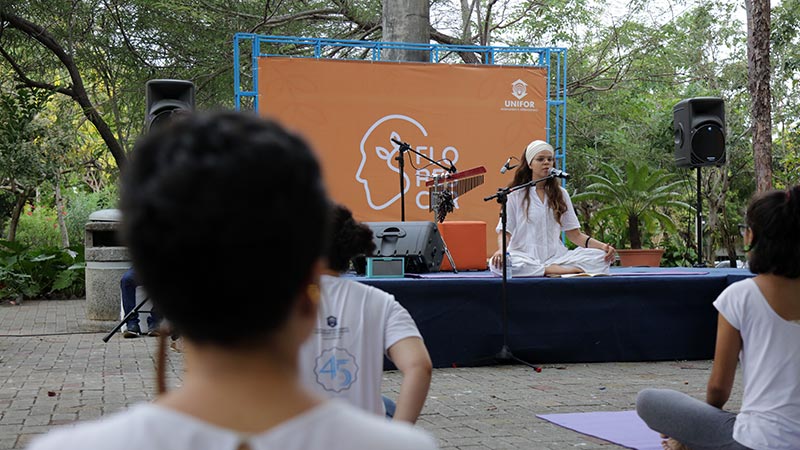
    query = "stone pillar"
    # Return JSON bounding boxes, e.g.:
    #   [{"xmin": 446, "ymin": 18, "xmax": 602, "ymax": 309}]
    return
[{"xmin": 84, "ymin": 209, "xmax": 130, "ymax": 321}]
